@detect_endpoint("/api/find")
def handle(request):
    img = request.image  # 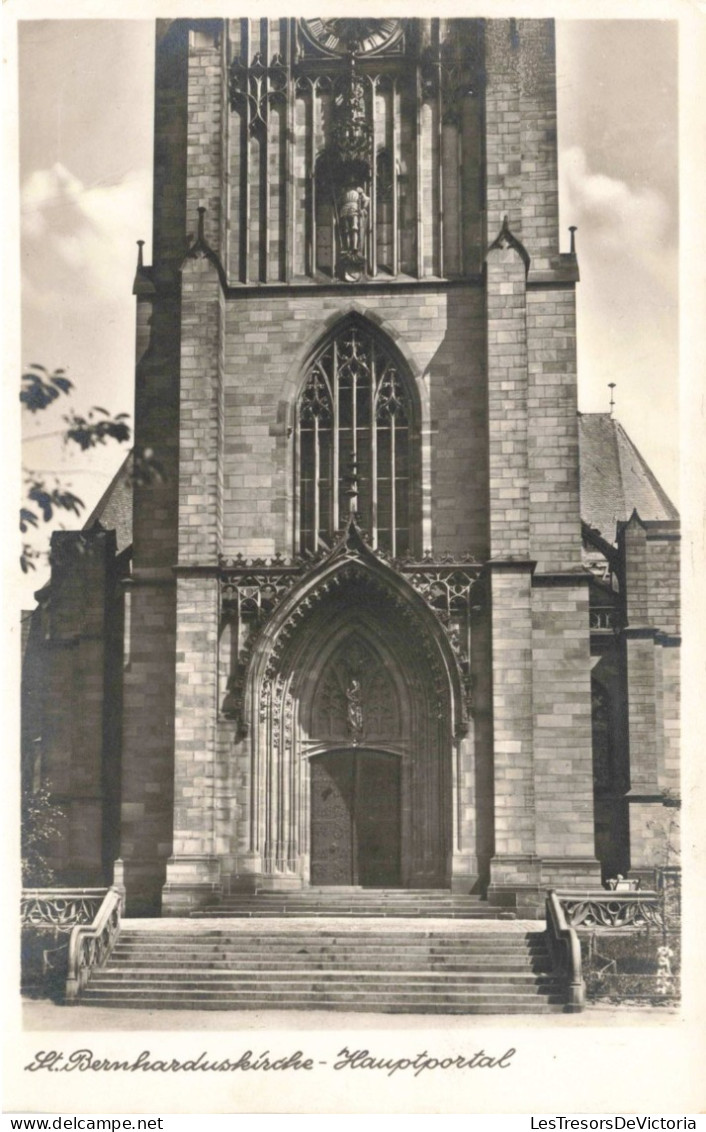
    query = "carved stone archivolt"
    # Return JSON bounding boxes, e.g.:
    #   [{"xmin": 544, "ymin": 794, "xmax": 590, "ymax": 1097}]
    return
[{"xmin": 219, "ymin": 520, "xmax": 477, "ymax": 740}]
